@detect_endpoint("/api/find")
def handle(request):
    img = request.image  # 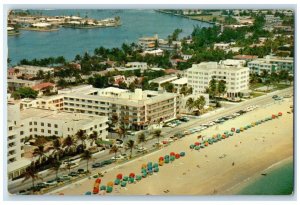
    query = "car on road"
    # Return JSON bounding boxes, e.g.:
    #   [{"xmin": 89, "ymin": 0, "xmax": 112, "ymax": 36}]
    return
[
  {"xmin": 68, "ymin": 172, "xmax": 79, "ymax": 177},
  {"xmin": 179, "ymin": 117, "xmax": 190, "ymax": 122},
  {"xmin": 77, "ymin": 168, "xmax": 85, "ymax": 174},
  {"xmin": 102, "ymin": 159, "xmax": 114, "ymax": 165},
  {"xmin": 137, "ymin": 147, "xmax": 148, "ymax": 153},
  {"xmin": 274, "ymin": 96, "xmax": 283, "ymax": 101},
  {"xmin": 36, "ymin": 182, "xmax": 48, "ymax": 188},
  {"xmin": 272, "ymin": 95, "xmax": 279, "ymax": 99},
  {"xmin": 19, "ymin": 190, "xmax": 30, "ymax": 195},
  {"xmin": 45, "ymin": 180, "xmax": 58, "ymax": 186},
  {"xmin": 92, "ymin": 162, "xmax": 103, "ymax": 168},
  {"xmin": 111, "ymin": 155, "xmax": 125, "ymax": 161},
  {"xmin": 60, "ymin": 162, "xmax": 79, "ymax": 169},
  {"xmin": 208, "ymin": 121, "xmax": 216, "ymax": 126},
  {"xmin": 59, "ymin": 175, "xmax": 71, "ymax": 181},
  {"xmin": 232, "ymin": 112, "xmax": 241, "ymax": 117}
]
